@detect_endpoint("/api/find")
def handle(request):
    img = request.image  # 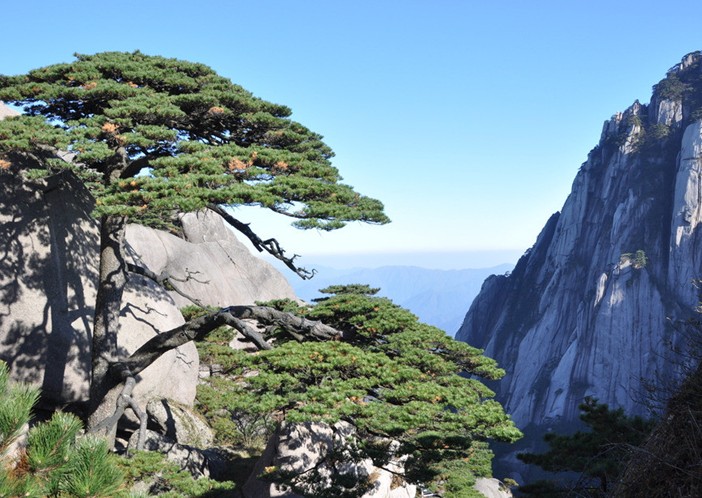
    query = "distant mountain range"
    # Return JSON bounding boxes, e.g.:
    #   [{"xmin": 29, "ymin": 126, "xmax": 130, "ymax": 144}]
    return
[{"xmin": 283, "ymin": 264, "xmax": 513, "ymax": 336}]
